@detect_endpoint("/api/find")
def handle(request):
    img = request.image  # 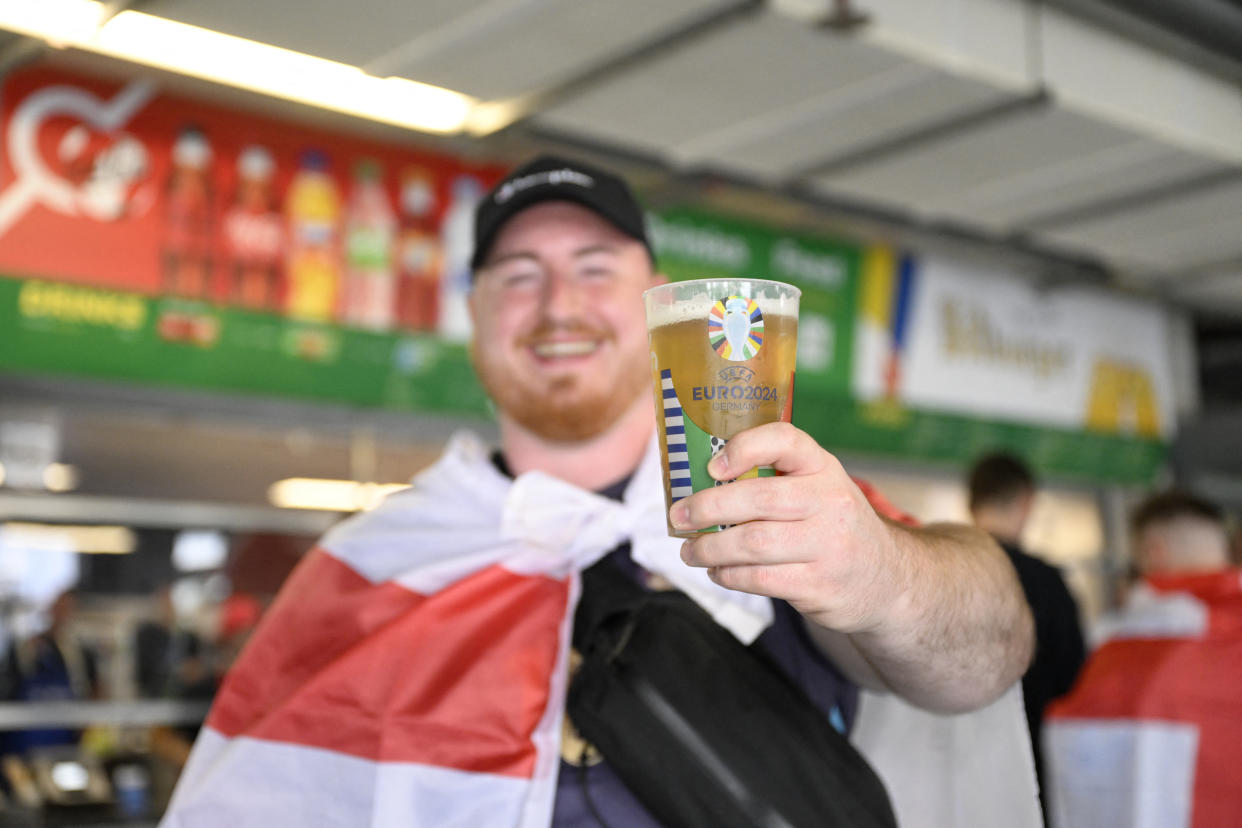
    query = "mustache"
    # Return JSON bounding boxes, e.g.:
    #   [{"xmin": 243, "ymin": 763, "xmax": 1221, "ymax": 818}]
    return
[{"xmin": 518, "ymin": 319, "xmax": 612, "ymax": 346}]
